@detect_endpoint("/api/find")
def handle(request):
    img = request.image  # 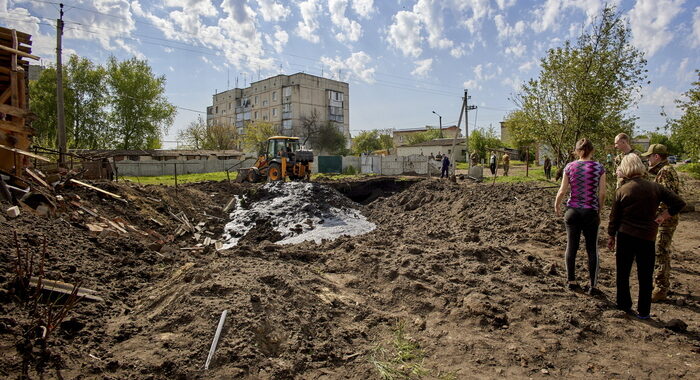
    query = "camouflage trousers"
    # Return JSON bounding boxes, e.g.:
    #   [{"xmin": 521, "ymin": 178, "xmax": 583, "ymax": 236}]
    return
[
  {"xmin": 653, "ymin": 215, "xmax": 679, "ymax": 294},
  {"xmin": 503, "ymin": 164, "xmax": 509, "ymax": 176}
]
